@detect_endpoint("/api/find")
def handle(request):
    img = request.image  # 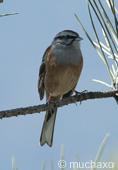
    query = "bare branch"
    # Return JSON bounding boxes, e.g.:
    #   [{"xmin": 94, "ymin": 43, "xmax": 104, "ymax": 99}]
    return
[
  {"xmin": 0, "ymin": 13, "xmax": 19, "ymax": 17},
  {"xmin": 0, "ymin": 90, "xmax": 118, "ymax": 119}
]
